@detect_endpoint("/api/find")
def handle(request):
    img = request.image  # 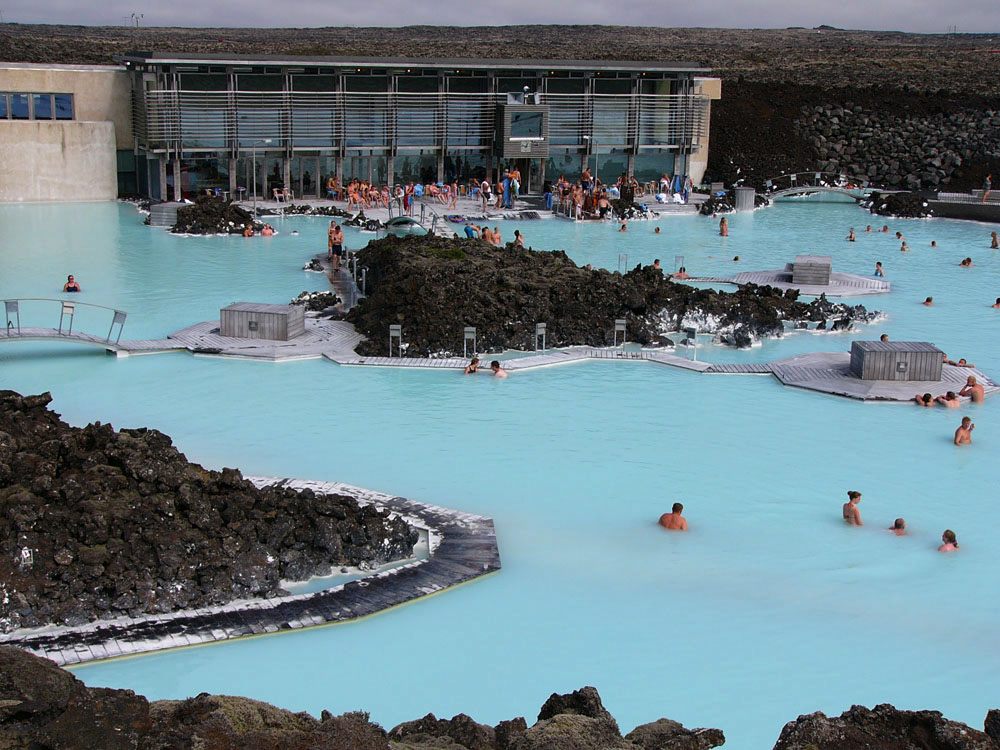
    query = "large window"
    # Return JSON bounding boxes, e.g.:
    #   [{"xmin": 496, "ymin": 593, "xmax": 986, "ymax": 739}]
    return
[{"xmin": 0, "ymin": 93, "xmax": 73, "ymax": 120}]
